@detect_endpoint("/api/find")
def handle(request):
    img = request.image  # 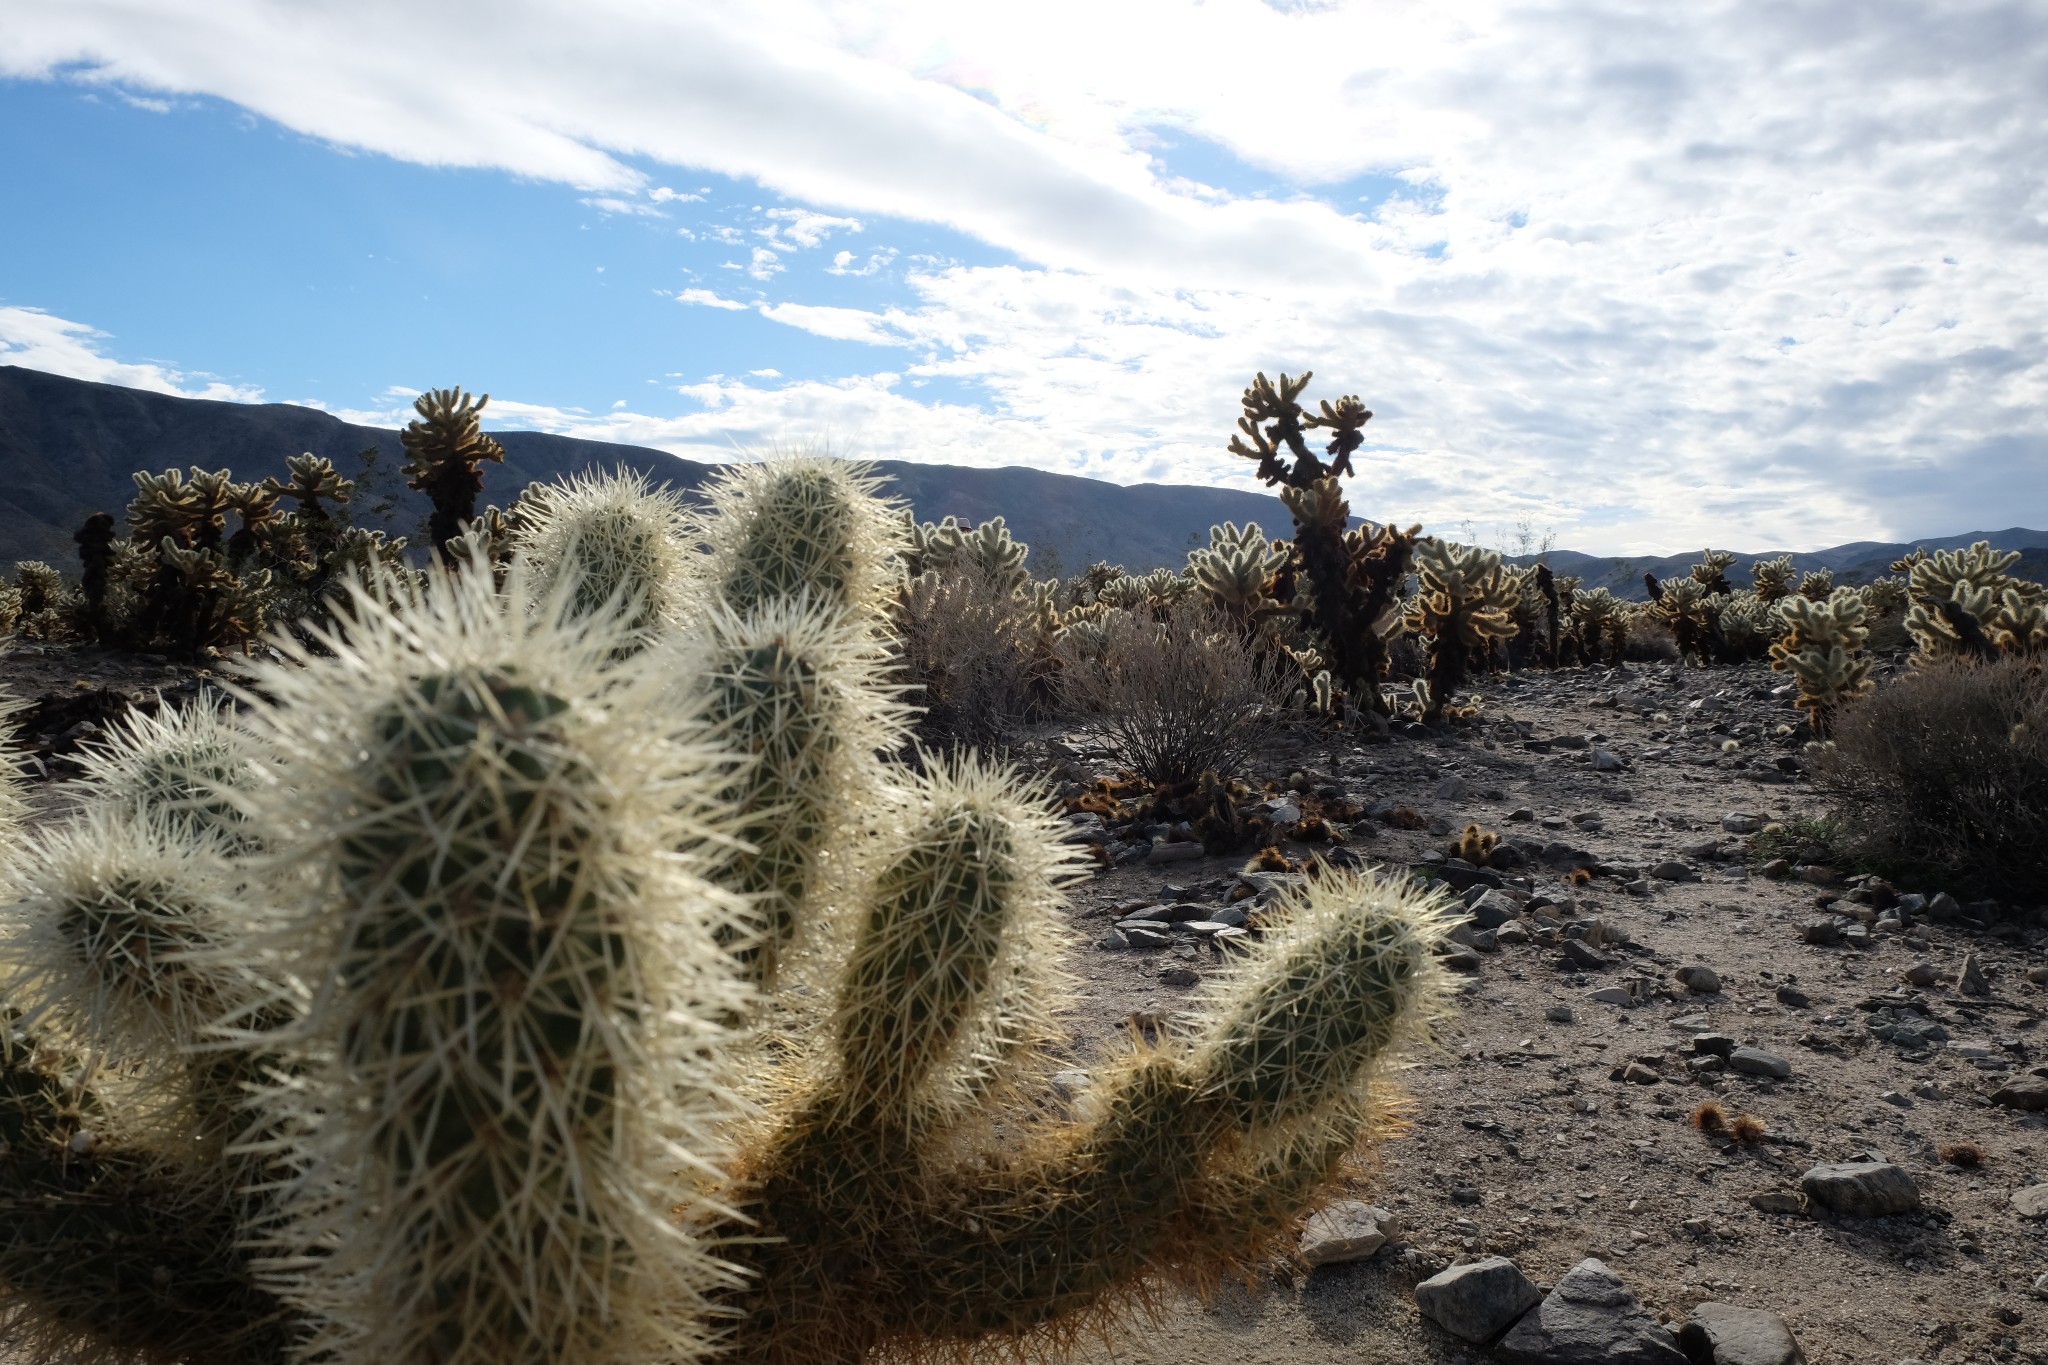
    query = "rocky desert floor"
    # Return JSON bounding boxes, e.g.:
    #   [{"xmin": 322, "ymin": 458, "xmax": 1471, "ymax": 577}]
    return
[
  {"xmin": 3, "ymin": 644, "xmax": 2045, "ymax": 1364},
  {"xmin": 1027, "ymin": 658, "xmax": 2048, "ymax": 1365}
]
